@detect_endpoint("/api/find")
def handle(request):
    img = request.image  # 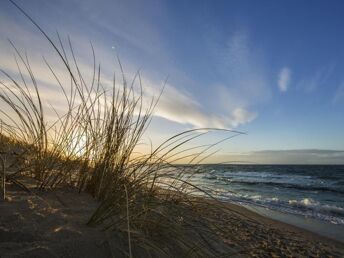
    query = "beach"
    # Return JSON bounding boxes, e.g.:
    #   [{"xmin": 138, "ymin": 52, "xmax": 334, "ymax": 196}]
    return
[
  {"xmin": 1, "ymin": 1, "xmax": 344, "ymax": 257},
  {"xmin": 1, "ymin": 178, "xmax": 343, "ymax": 257}
]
